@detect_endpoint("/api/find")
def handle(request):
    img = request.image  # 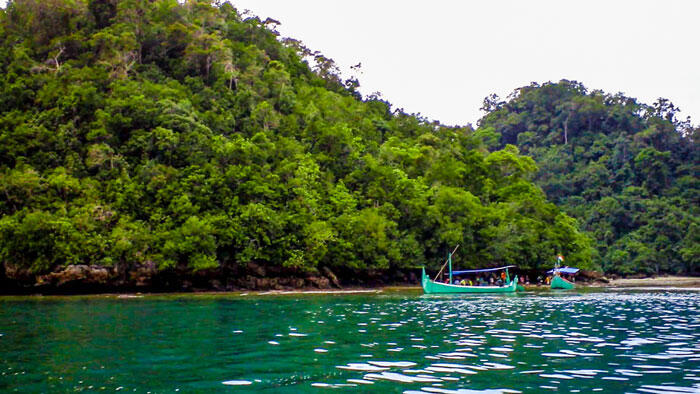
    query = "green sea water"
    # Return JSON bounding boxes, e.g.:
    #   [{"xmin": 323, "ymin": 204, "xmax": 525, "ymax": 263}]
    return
[{"xmin": 1, "ymin": 288, "xmax": 699, "ymax": 393}]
